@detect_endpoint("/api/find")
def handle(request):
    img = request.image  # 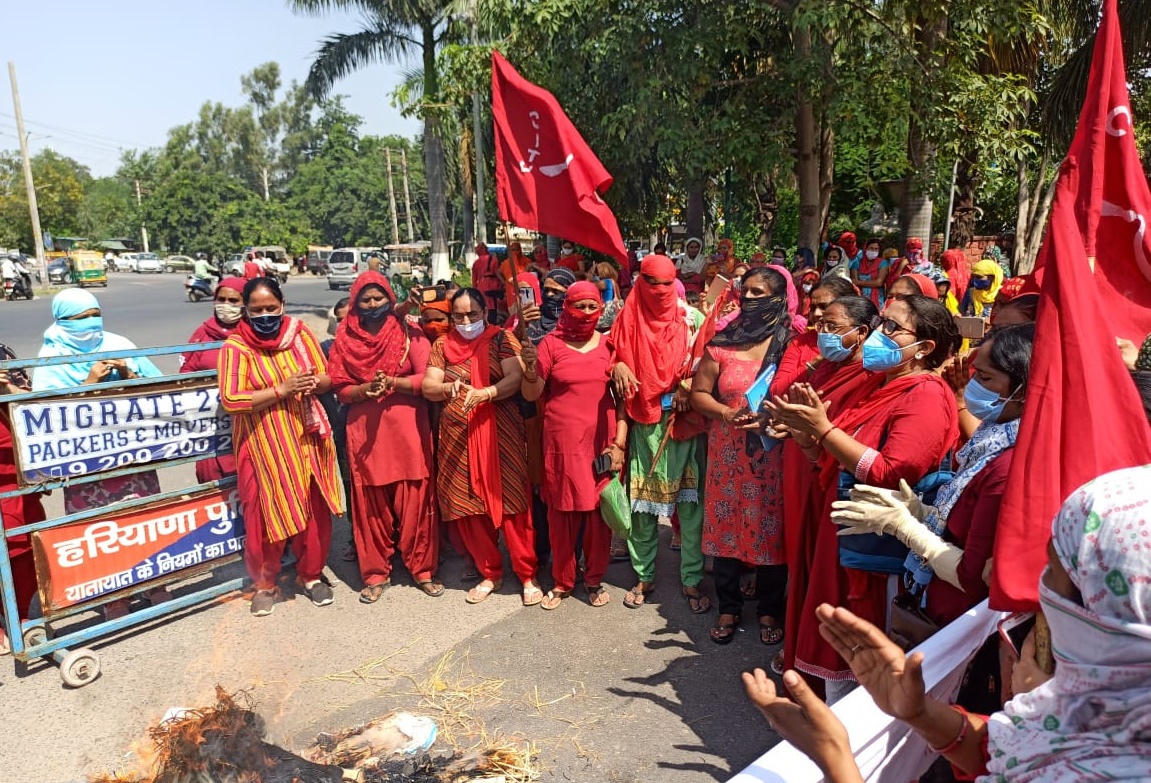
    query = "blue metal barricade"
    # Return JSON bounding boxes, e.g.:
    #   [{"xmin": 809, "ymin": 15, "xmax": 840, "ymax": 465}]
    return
[{"xmin": 0, "ymin": 342, "xmax": 245, "ymax": 687}]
